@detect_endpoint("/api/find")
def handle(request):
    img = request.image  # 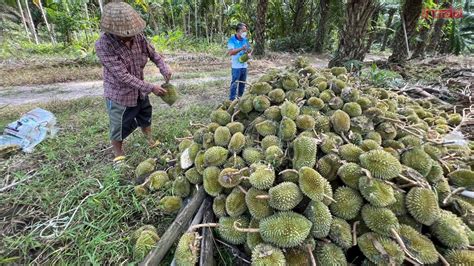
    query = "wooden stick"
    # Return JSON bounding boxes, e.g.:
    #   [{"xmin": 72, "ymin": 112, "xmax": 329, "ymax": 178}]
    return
[
  {"xmin": 438, "ymin": 252, "xmax": 450, "ymax": 266},
  {"xmin": 391, "ymin": 228, "xmax": 422, "ymax": 265},
  {"xmin": 200, "ymin": 199, "xmax": 216, "ymax": 266},
  {"xmin": 0, "ymin": 171, "xmax": 38, "ymax": 193},
  {"xmin": 352, "ymin": 221, "xmax": 359, "ymax": 246},
  {"xmin": 307, "ymin": 245, "xmax": 317, "ymax": 266},
  {"xmin": 140, "ymin": 186, "xmax": 205, "ymax": 266}
]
